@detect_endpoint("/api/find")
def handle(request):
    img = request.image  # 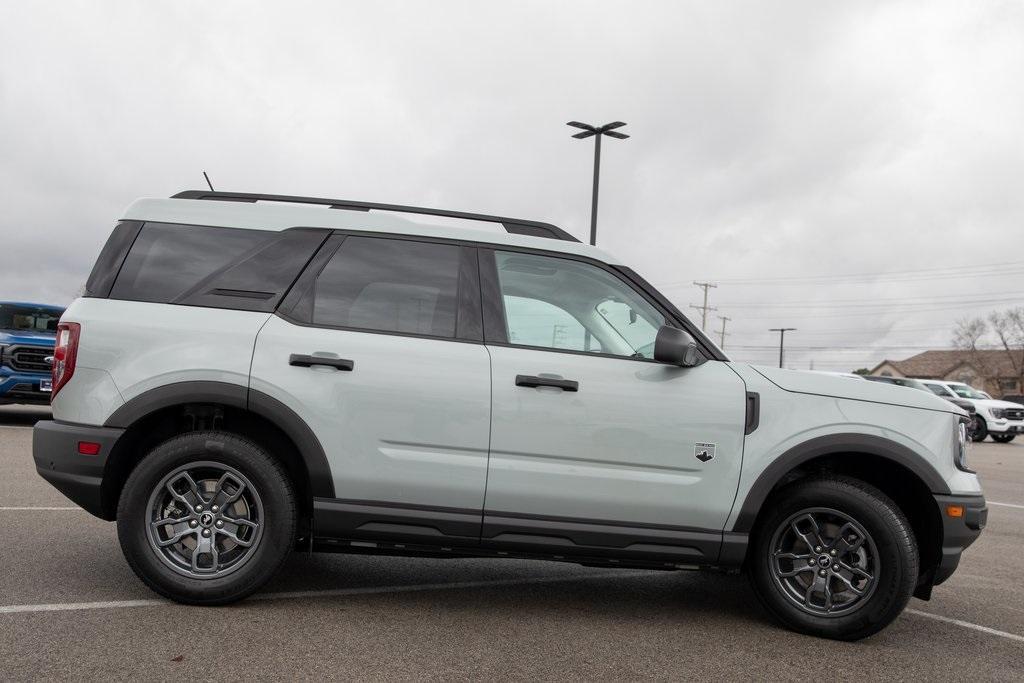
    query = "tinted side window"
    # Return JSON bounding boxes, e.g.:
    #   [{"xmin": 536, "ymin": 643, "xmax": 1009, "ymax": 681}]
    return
[
  {"xmin": 493, "ymin": 251, "xmax": 666, "ymax": 358},
  {"xmin": 109, "ymin": 223, "xmax": 326, "ymax": 311},
  {"xmin": 85, "ymin": 221, "xmax": 143, "ymax": 298},
  {"xmin": 307, "ymin": 236, "xmax": 461, "ymax": 338}
]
